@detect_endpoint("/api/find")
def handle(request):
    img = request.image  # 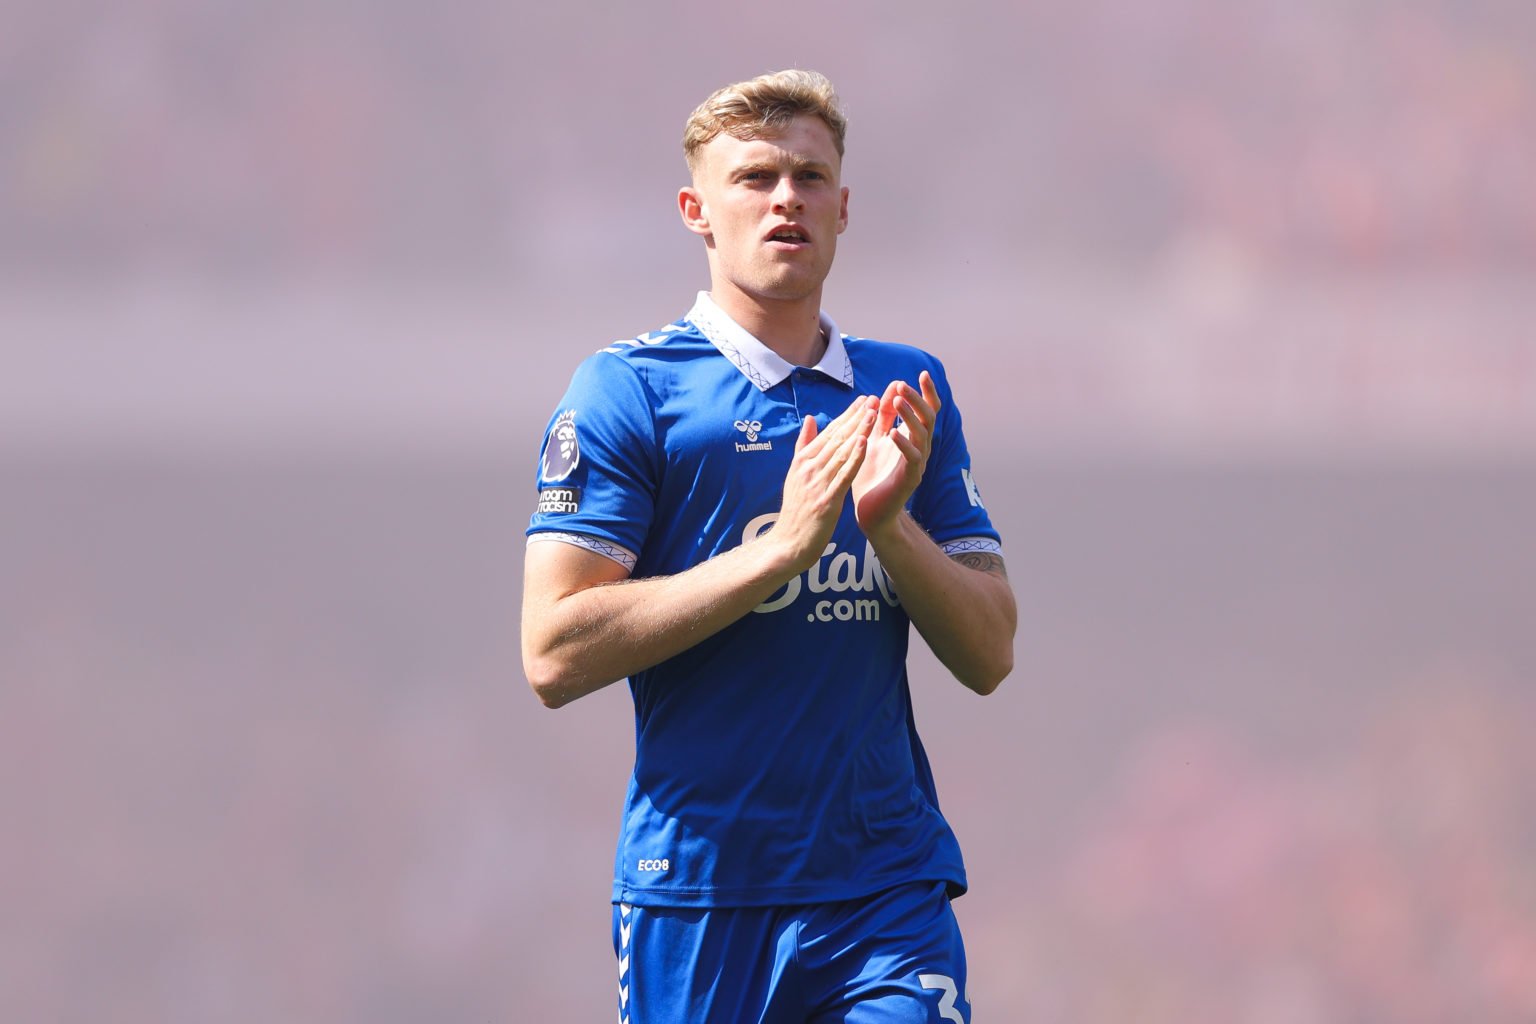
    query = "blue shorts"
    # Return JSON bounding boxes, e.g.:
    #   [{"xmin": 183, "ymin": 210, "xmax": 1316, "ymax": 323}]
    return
[{"xmin": 612, "ymin": 881, "xmax": 970, "ymax": 1023}]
